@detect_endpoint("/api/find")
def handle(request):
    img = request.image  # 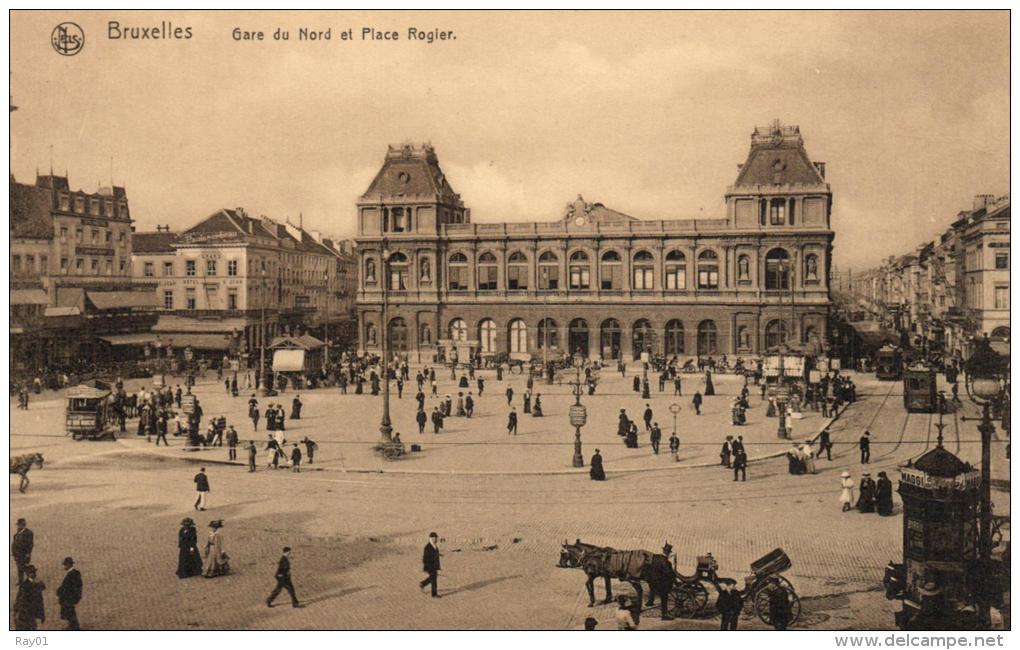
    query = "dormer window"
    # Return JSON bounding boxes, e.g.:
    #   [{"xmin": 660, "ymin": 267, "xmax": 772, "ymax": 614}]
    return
[
  {"xmin": 58, "ymin": 194, "xmax": 70, "ymax": 211},
  {"xmin": 769, "ymin": 199, "xmax": 786, "ymax": 225},
  {"xmin": 74, "ymin": 196, "xmax": 85, "ymax": 213}
]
